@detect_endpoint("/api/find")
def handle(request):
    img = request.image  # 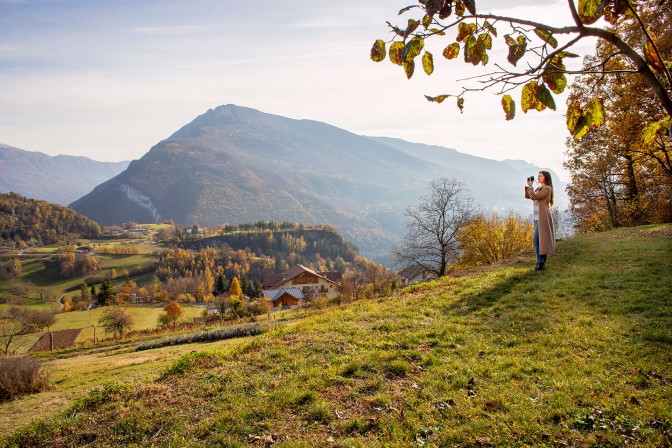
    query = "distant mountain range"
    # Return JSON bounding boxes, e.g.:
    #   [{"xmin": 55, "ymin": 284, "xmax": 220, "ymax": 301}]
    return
[
  {"xmin": 67, "ymin": 105, "xmax": 567, "ymax": 262},
  {"xmin": 0, "ymin": 144, "xmax": 129, "ymax": 205}
]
